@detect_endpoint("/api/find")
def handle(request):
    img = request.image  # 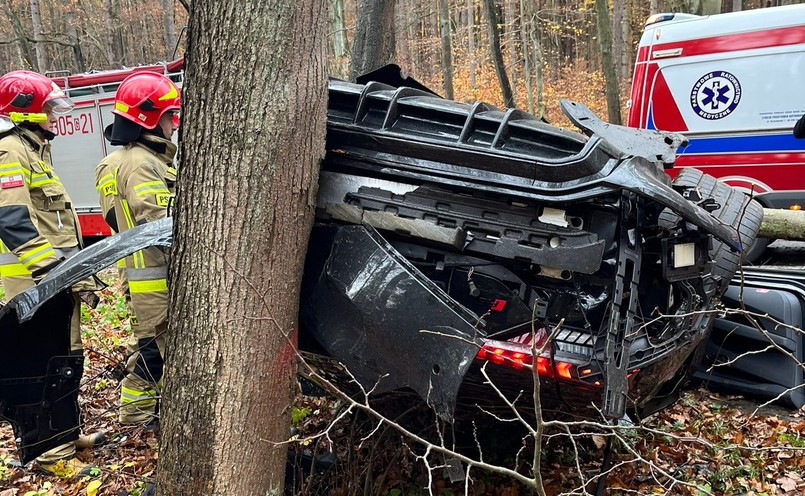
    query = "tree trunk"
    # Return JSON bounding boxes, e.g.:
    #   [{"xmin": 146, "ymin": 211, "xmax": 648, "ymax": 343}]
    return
[
  {"xmin": 612, "ymin": 0, "xmax": 623, "ymax": 87},
  {"xmin": 4, "ymin": 3, "xmax": 37, "ymax": 70},
  {"xmin": 438, "ymin": 0, "xmax": 454, "ymax": 99},
  {"xmin": 104, "ymin": 0, "xmax": 125, "ymax": 65},
  {"xmin": 162, "ymin": 0, "xmax": 177, "ymax": 59},
  {"xmin": 594, "ymin": 0, "xmax": 622, "ymax": 124},
  {"xmin": 65, "ymin": 9, "xmax": 86, "ymax": 72},
  {"xmin": 483, "ymin": 0, "xmax": 515, "ymax": 108},
  {"xmin": 700, "ymin": 0, "xmax": 721, "ymax": 14},
  {"xmin": 758, "ymin": 209, "xmax": 805, "ymax": 240},
  {"xmin": 732, "ymin": 0, "xmax": 742, "ymax": 11},
  {"xmin": 520, "ymin": 0, "xmax": 534, "ymax": 114},
  {"xmin": 329, "ymin": 0, "xmax": 350, "ymax": 78},
  {"xmin": 29, "ymin": 0, "xmax": 47, "ymax": 72},
  {"xmin": 156, "ymin": 0, "xmax": 327, "ymax": 494},
  {"xmin": 650, "ymin": 0, "xmax": 659, "ymax": 15},
  {"xmin": 467, "ymin": 0, "xmax": 476, "ymax": 92},
  {"xmin": 621, "ymin": 0, "xmax": 630, "ymax": 81},
  {"xmin": 350, "ymin": 0, "xmax": 395, "ymax": 80}
]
